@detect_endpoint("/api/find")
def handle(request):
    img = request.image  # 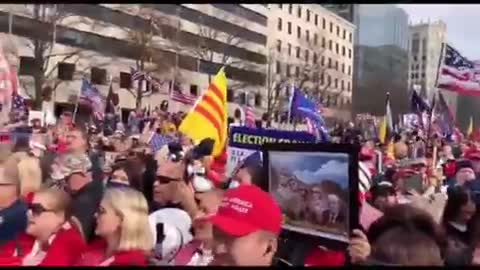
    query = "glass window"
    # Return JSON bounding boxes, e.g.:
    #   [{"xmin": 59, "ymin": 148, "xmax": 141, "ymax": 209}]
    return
[{"xmin": 277, "ymin": 18, "xmax": 282, "ymax": 31}]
